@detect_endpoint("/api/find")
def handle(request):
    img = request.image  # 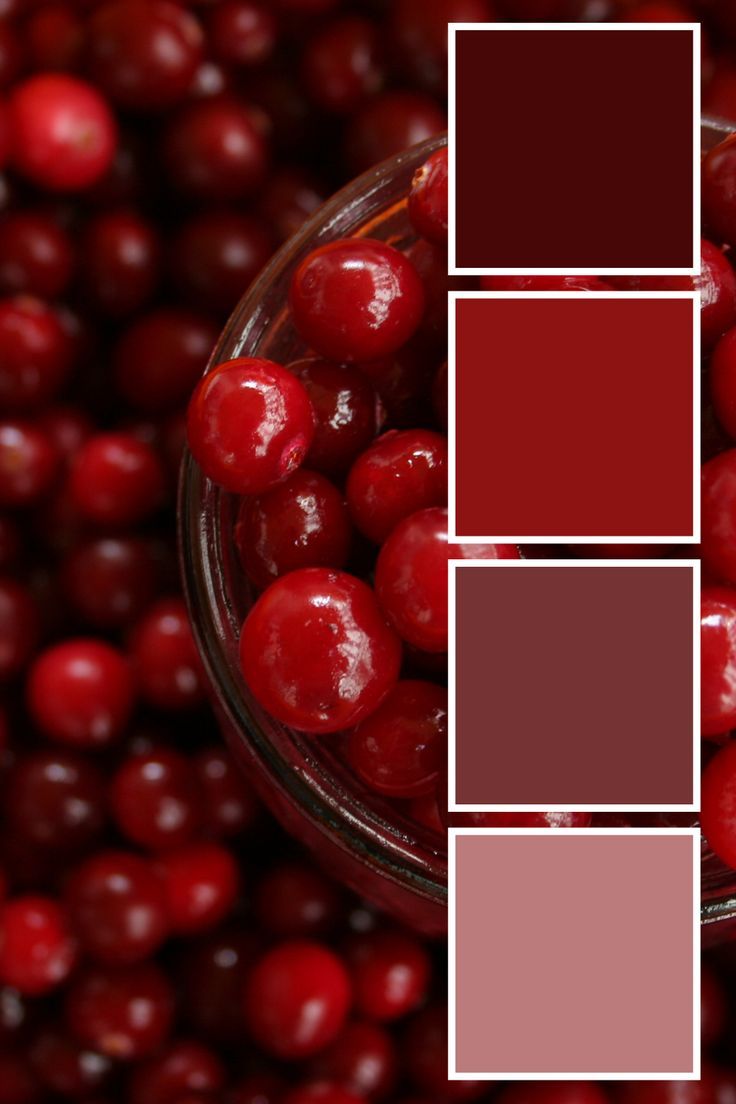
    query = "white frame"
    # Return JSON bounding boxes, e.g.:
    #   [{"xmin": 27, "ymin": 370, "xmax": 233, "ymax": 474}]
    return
[
  {"xmin": 448, "ymin": 22, "xmax": 701, "ymax": 276},
  {"xmin": 448, "ymin": 826, "xmax": 701, "ymax": 1080},
  {"xmin": 447, "ymin": 290, "xmax": 701, "ymax": 544},
  {"xmin": 448, "ymin": 558, "xmax": 700, "ymax": 813}
]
